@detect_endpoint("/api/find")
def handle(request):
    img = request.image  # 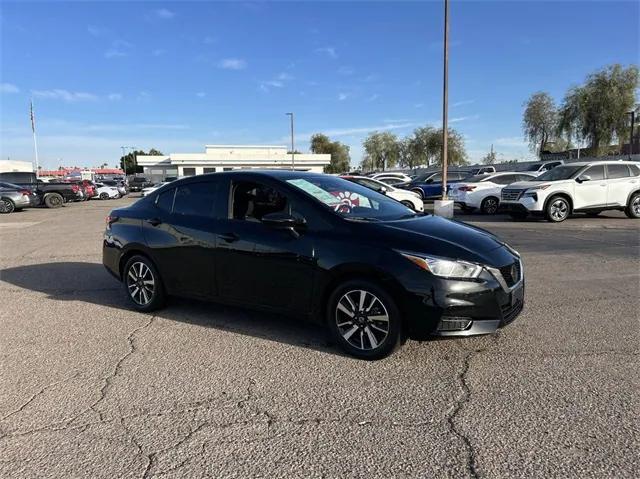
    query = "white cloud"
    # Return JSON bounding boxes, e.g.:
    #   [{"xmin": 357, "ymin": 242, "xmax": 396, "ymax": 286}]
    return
[
  {"xmin": 450, "ymin": 114, "xmax": 480, "ymax": 123},
  {"xmin": 87, "ymin": 25, "xmax": 108, "ymax": 37},
  {"xmin": 196, "ymin": 92, "xmax": 206, "ymax": 98},
  {"xmin": 105, "ymin": 49, "xmax": 127, "ymax": 58},
  {"xmin": 494, "ymin": 137, "xmax": 528, "ymax": 148},
  {"xmin": 338, "ymin": 66, "xmax": 354, "ymax": 75},
  {"xmin": 383, "ymin": 118, "xmax": 411, "ymax": 123},
  {"xmin": 277, "ymin": 72, "xmax": 294, "ymax": 81},
  {"xmin": 414, "ymin": 103, "xmax": 424, "ymax": 108},
  {"xmin": 32, "ymin": 89, "xmax": 98, "ymax": 102},
  {"xmin": 104, "ymin": 40, "xmax": 132, "ymax": 59},
  {"xmin": 366, "ymin": 94, "xmax": 380, "ymax": 102},
  {"xmin": 152, "ymin": 49, "xmax": 165, "ymax": 57},
  {"xmin": 0, "ymin": 83, "xmax": 19, "ymax": 94},
  {"xmin": 154, "ymin": 8, "xmax": 175, "ymax": 19},
  {"xmin": 218, "ymin": 58, "xmax": 247, "ymax": 70},
  {"xmin": 338, "ymin": 93, "xmax": 349, "ymax": 101},
  {"xmin": 315, "ymin": 47, "xmax": 337, "ymax": 59},
  {"xmin": 292, "ymin": 122, "xmax": 420, "ymax": 143},
  {"xmin": 452, "ymin": 99, "xmax": 475, "ymax": 108},
  {"xmin": 137, "ymin": 91, "xmax": 151, "ymax": 101},
  {"xmin": 107, "ymin": 93, "xmax": 122, "ymax": 101}
]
